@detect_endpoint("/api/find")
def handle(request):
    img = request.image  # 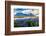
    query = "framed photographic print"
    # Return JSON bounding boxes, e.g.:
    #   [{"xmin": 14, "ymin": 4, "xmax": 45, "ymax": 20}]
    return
[{"xmin": 5, "ymin": 1, "xmax": 45, "ymax": 35}]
